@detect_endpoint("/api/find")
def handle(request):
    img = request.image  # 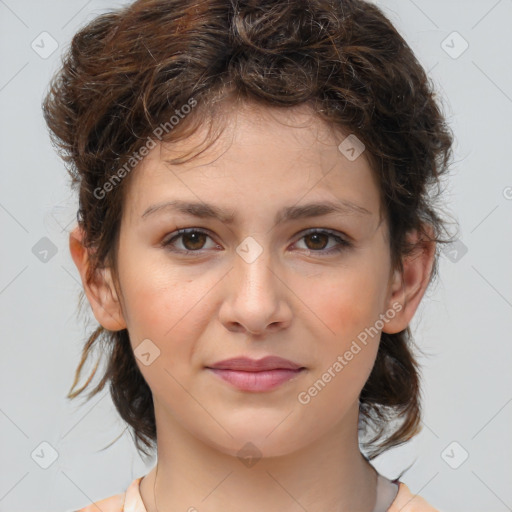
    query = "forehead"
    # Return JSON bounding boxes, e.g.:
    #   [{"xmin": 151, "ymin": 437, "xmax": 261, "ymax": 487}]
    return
[{"xmin": 122, "ymin": 103, "xmax": 383, "ymax": 224}]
